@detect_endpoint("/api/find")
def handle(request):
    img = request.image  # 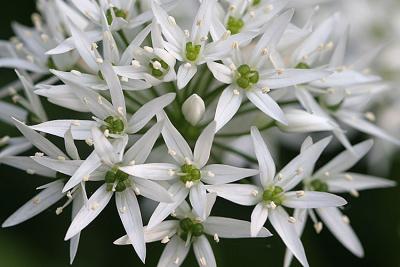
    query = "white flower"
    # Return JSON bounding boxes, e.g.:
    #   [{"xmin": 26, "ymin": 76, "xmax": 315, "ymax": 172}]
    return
[
  {"xmin": 208, "ymin": 10, "xmax": 330, "ymax": 131},
  {"xmin": 1, "ymin": 120, "xmax": 87, "ymax": 264},
  {"xmin": 283, "ymin": 137, "xmax": 396, "ymax": 267},
  {"xmin": 152, "ymin": 0, "xmax": 255, "ymax": 89},
  {"xmin": 120, "ymin": 114, "xmax": 259, "ymax": 228},
  {"xmin": 63, "ymin": 122, "xmax": 173, "ymax": 263},
  {"xmin": 113, "ymin": 194, "xmax": 272, "ymax": 267},
  {"xmin": 207, "ymin": 127, "xmax": 347, "ymax": 267}
]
